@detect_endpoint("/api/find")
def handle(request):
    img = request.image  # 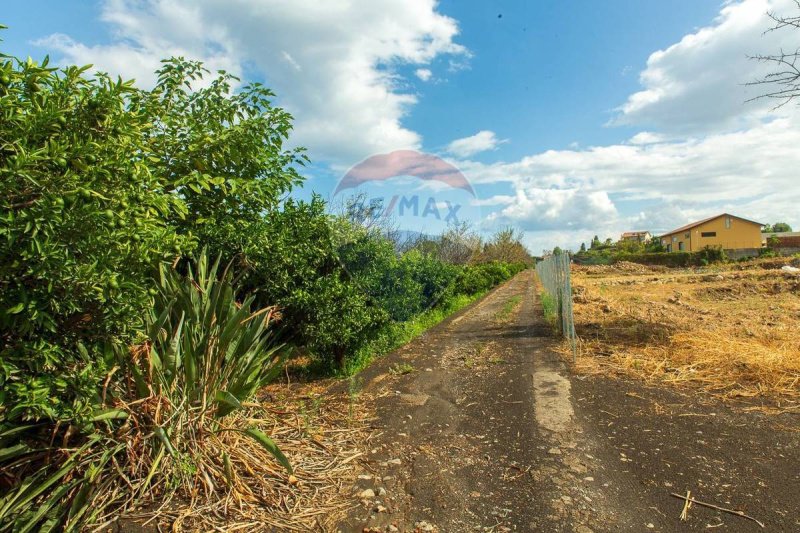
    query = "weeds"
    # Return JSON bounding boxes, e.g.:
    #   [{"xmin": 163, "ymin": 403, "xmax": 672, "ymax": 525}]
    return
[
  {"xmin": 389, "ymin": 363, "xmax": 415, "ymax": 375},
  {"xmin": 540, "ymin": 291, "xmax": 558, "ymax": 328},
  {"xmin": 347, "ymin": 376, "xmax": 364, "ymax": 422},
  {"xmin": 343, "ymin": 291, "xmax": 485, "ymax": 375},
  {"xmin": 495, "ymin": 295, "xmax": 522, "ymax": 321}
]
